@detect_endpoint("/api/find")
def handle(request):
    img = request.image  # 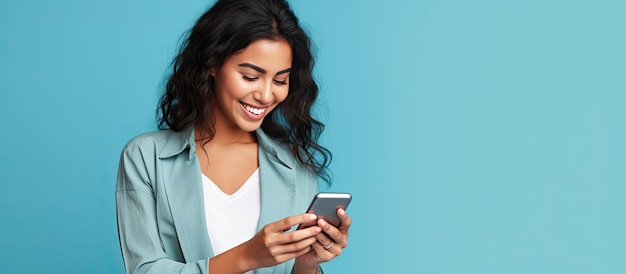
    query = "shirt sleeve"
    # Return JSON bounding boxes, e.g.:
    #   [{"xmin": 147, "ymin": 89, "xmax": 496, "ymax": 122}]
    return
[
  {"xmin": 290, "ymin": 266, "xmax": 325, "ymax": 274},
  {"xmin": 116, "ymin": 143, "xmax": 210, "ymax": 274}
]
